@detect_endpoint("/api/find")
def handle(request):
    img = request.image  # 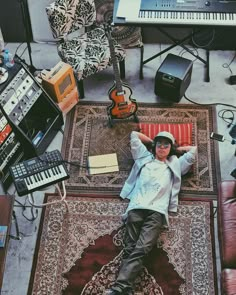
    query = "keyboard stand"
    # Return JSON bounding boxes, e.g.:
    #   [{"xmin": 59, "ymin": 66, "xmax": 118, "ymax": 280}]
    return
[{"xmin": 139, "ymin": 27, "xmax": 210, "ymax": 82}]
